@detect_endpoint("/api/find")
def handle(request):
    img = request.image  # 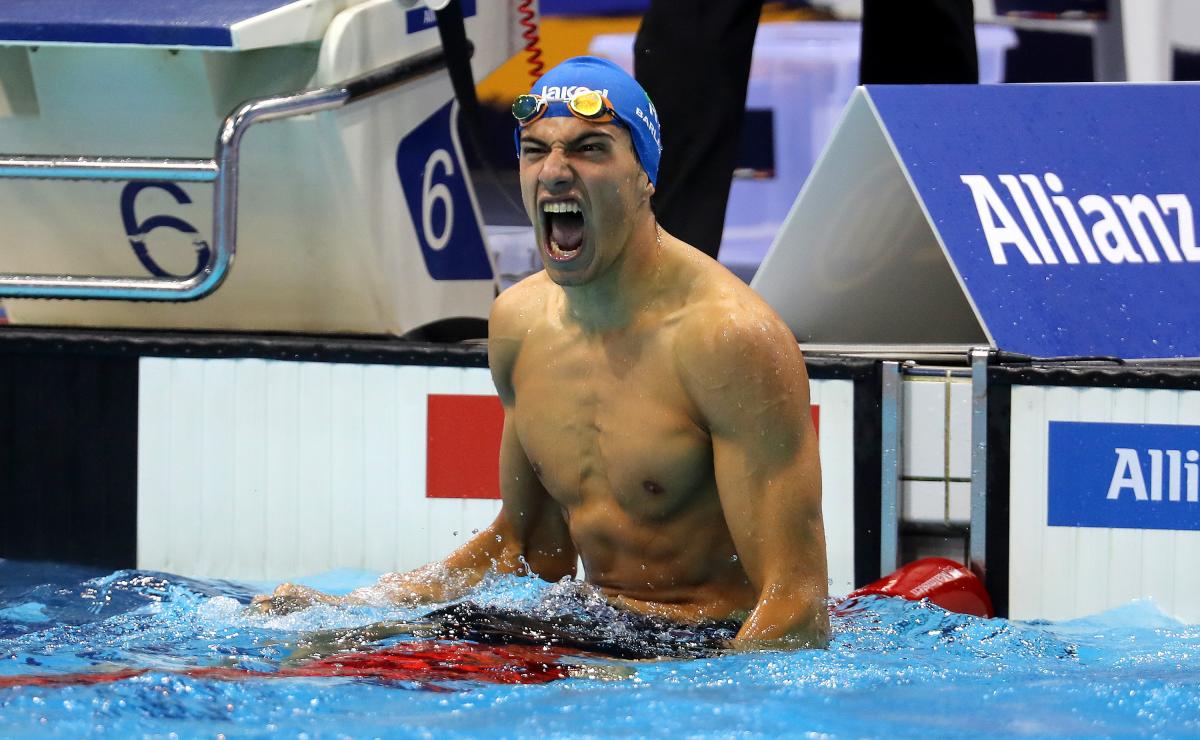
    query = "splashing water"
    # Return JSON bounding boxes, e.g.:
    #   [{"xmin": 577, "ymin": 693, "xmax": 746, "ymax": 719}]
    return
[{"xmin": 0, "ymin": 560, "xmax": 1198, "ymax": 738}]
